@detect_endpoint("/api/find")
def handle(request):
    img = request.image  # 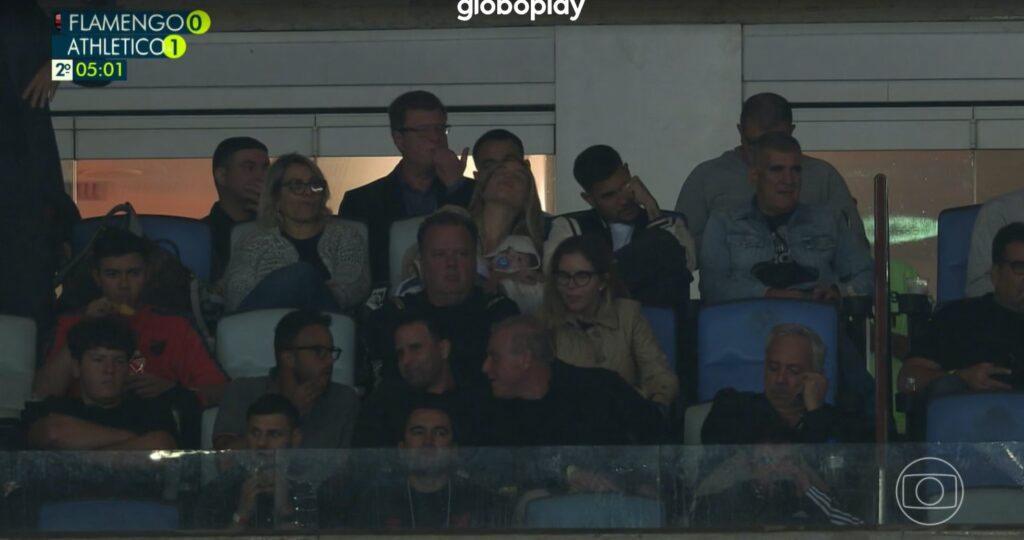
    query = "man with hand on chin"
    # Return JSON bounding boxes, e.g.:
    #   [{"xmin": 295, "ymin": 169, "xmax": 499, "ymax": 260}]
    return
[
  {"xmin": 701, "ymin": 324, "xmax": 866, "ymax": 444},
  {"xmin": 339, "ymin": 90, "xmax": 475, "ymax": 287},
  {"xmin": 213, "ymin": 309, "xmax": 359, "ymax": 449}
]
